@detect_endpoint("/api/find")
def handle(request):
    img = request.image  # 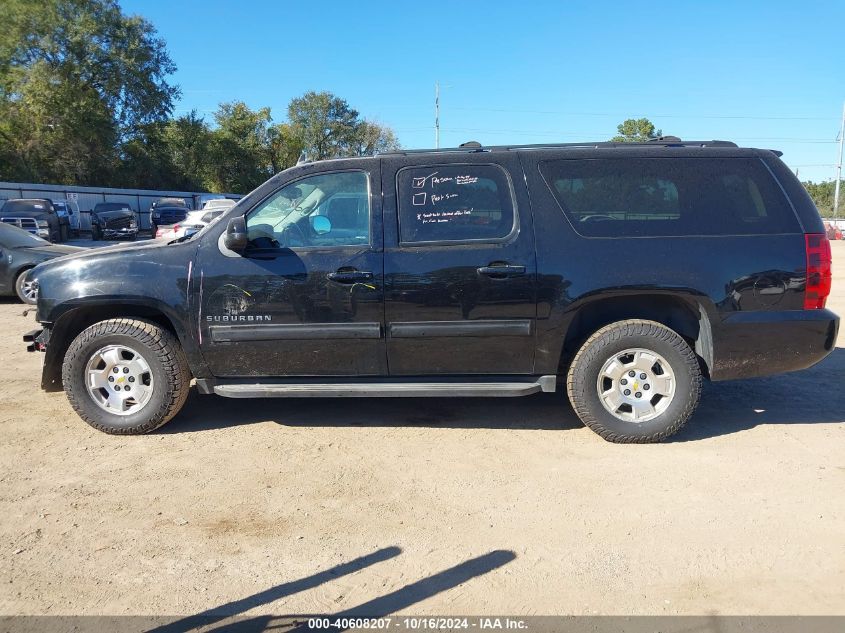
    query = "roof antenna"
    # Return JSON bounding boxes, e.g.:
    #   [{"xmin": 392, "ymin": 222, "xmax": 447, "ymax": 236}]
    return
[
  {"xmin": 459, "ymin": 140, "xmax": 483, "ymax": 151},
  {"xmin": 296, "ymin": 151, "xmax": 309, "ymax": 166}
]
